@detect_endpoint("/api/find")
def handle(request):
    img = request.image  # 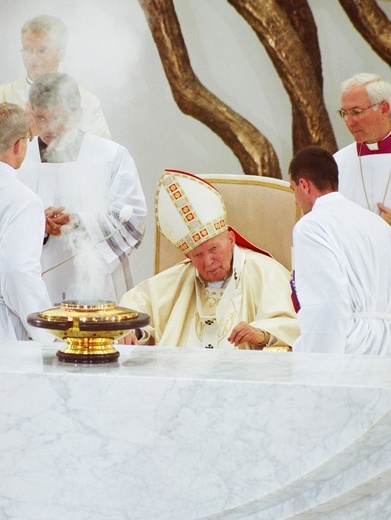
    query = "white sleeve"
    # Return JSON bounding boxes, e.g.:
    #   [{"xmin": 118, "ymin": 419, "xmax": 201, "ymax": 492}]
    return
[
  {"xmin": 1, "ymin": 191, "xmax": 53, "ymax": 341},
  {"xmin": 77, "ymin": 145, "xmax": 147, "ymax": 269},
  {"xmin": 79, "ymin": 88, "xmax": 111, "ymax": 139}
]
